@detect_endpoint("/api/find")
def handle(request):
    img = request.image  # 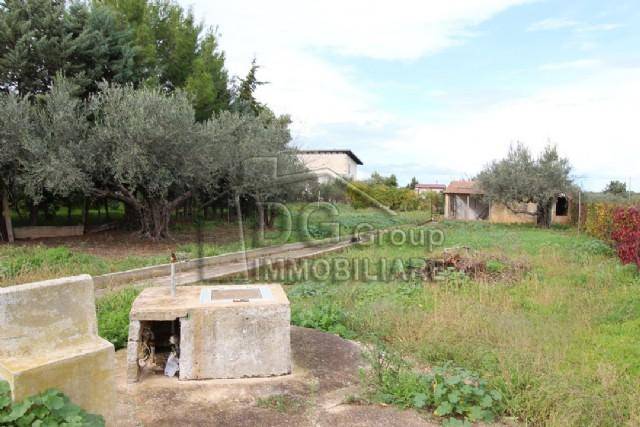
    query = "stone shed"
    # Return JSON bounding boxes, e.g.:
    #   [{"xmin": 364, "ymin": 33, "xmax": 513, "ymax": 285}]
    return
[{"xmin": 444, "ymin": 180, "xmax": 571, "ymax": 224}]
